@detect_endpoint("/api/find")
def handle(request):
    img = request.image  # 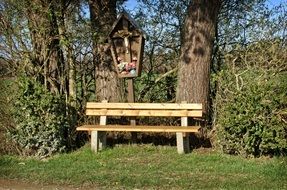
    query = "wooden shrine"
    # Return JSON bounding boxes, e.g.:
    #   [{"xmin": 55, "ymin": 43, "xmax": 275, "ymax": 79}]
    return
[{"xmin": 108, "ymin": 12, "xmax": 146, "ymax": 78}]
